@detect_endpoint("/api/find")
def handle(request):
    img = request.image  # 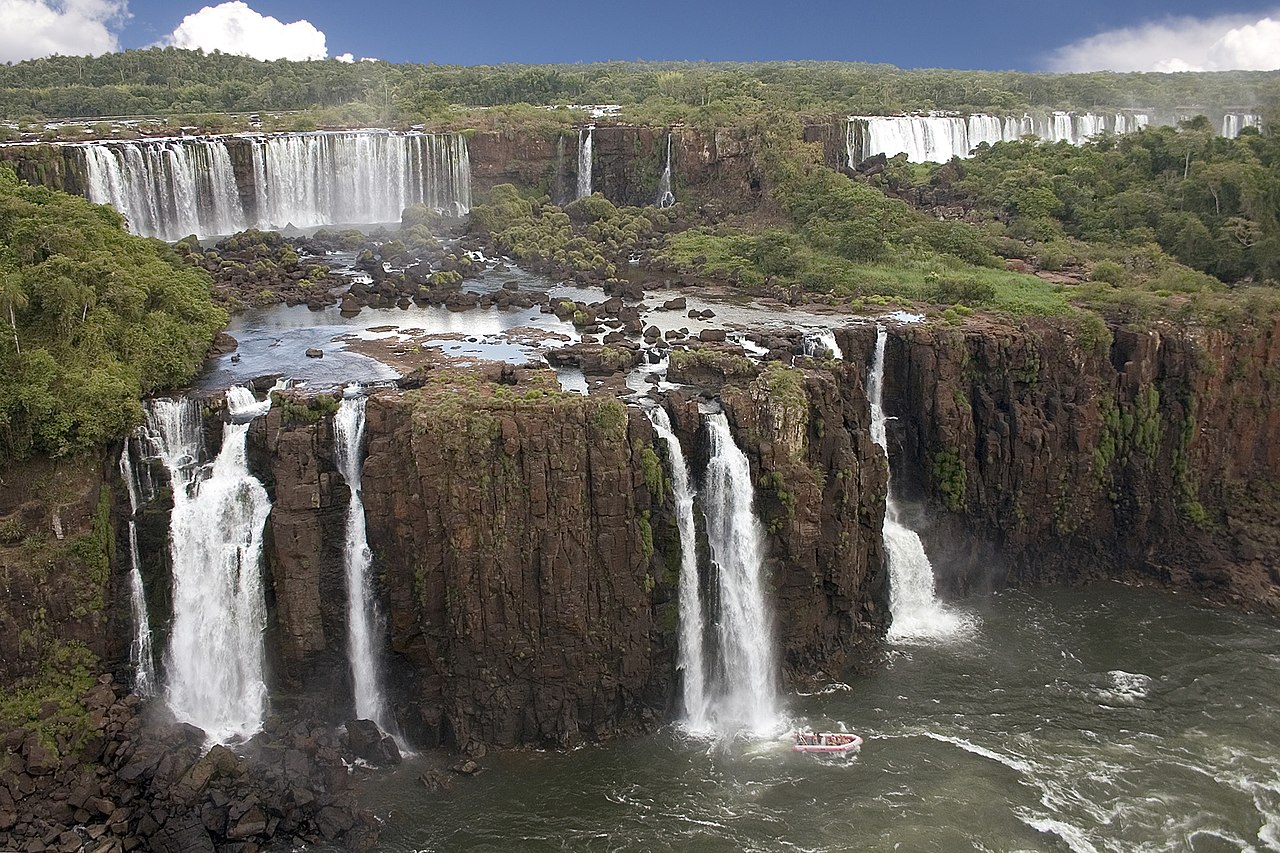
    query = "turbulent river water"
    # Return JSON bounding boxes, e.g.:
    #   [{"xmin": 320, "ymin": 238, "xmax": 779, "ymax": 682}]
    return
[{"xmin": 355, "ymin": 586, "xmax": 1279, "ymax": 853}]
